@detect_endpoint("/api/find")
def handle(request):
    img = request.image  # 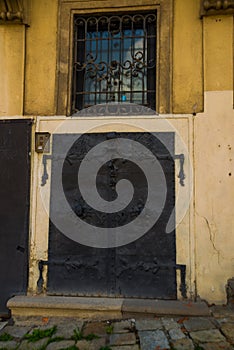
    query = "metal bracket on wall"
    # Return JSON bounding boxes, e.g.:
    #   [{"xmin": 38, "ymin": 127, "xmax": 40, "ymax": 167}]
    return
[
  {"xmin": 37, "ymin": 260, "xmax": 49, "ymax": 293},
  {"xmin": 176, "ymin": 264, "xmax": 187, "ymax": 299},
  {"xmin": 41, "ymin": 155, "xmax": 52, "ymax": 186},
  {"xmin": 157, "ymin": 153, "xmax": 185, "ymax": 186},
  {"xmin": 174, "ymin": 154, "xmax": 185, "ymax": 186}
]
